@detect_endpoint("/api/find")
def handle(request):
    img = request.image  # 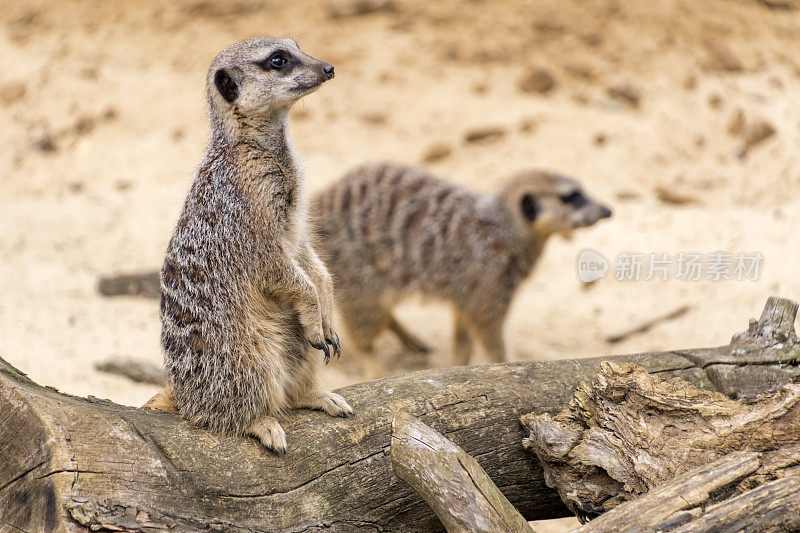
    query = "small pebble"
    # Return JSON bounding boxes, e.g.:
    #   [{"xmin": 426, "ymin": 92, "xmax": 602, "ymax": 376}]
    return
[
  {"xmin": 421, "ymin": 142, "xmax": 452, "ymax": 163},
  {"xmin": 606, "ymin": 84, "xmax": 640, "ymax": 108},
  {"xmin": 518, "ymin": 68, "xmax": 556, "ymax": 94},
  {"xmin": 0, "ymin": 82, "xmax": 26, "ymax": 106},
  {"xmin": 463, "ymin": 125, "xmax": 506, "ymax": 144}
]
